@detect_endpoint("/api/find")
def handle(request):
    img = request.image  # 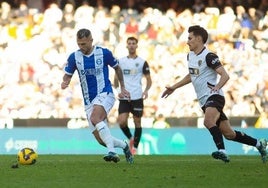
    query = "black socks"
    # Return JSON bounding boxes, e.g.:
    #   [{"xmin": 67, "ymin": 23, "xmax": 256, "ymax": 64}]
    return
[{"xmin": 209, "ymin": 126, "xmax": 225, "ymax": 150}]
